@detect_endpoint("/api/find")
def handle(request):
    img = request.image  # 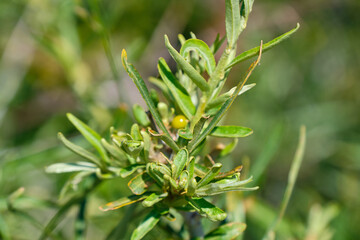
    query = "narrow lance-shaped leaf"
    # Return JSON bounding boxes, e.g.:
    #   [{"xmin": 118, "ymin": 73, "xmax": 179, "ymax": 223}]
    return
[
  {"xmin": 67, "ymin": 113, "xmax": 110, "ymax": 164},
  {"xmin": 195, "ymin": 176, "xmax": 258, "ymax": 197},
  {"xmin": 131, "ymin": 209, "xmax": 162, "ymax": 240},
  {"xmin": 172, "ymin": 149, "xmax": 189, "ymax": 179},
  {"xmin": 227, "ymin": 23, "xmax": 300, "ymax": 69},
  {"xmin": 187, "ymin": 197, "xmax": 227, "ymax": 221},
  {"xmin": 158, "ymin": 58, "xmax": 196, "ymax": 119},
  {"xmin": 210, "ymin": 125, "xmax": 253, "ymax": 138},
  {"xmin": 205, "ymin": 222, "xmax": 247, "ymax": 240},
  {"xmin": 188, "ymin": 43, "xmax": 263, "ymax": 153},
  {"xmin": 45, "ymin": 162, "xmax": 97, "ymax": 174},
  {"xmin": 238, "ymin": 0, "xmax": 254, "ymax": 37},
  {"xmin": 206, "ymin": 83, "xmax": 256, "ymax": 111},
  {"xmin": 121, "ymin": 50, "xmax": 176, "ymax": 146},
  {"xmin": 58, "ymin": 132, "xmax": 104, "ymax": 168},
  {"xmin": 100, "ymin": 193, "xmax": 151, "ymax": 211},
  {"xmin": 164, "ymin": 35, "xmax": 210, "ymax": 92},
  {"xmin": 101, "ymin": 138, "xmax": 128, "ymax": 162},
  {"xmin": 225, "ymin": 0, "xmax": 241, "ymax": 48},
  {"xmin": 180, "ymin": 39, "xmax": 216, "ymax": 75},
  {"xmin": 142, "ymin": 192, "xmax": 168, "ymax": 207},
  {"xmin": 196, "ymin": 163, "xmax": 222, "ymax": 189}
]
